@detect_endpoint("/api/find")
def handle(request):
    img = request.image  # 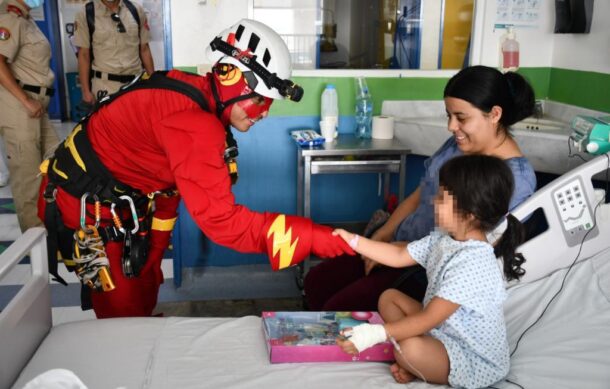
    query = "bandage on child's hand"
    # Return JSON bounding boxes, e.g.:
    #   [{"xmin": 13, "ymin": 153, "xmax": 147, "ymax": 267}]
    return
[{"xmin": 339, "ymin": 324, "xmax": 387, "ymax": 353}]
